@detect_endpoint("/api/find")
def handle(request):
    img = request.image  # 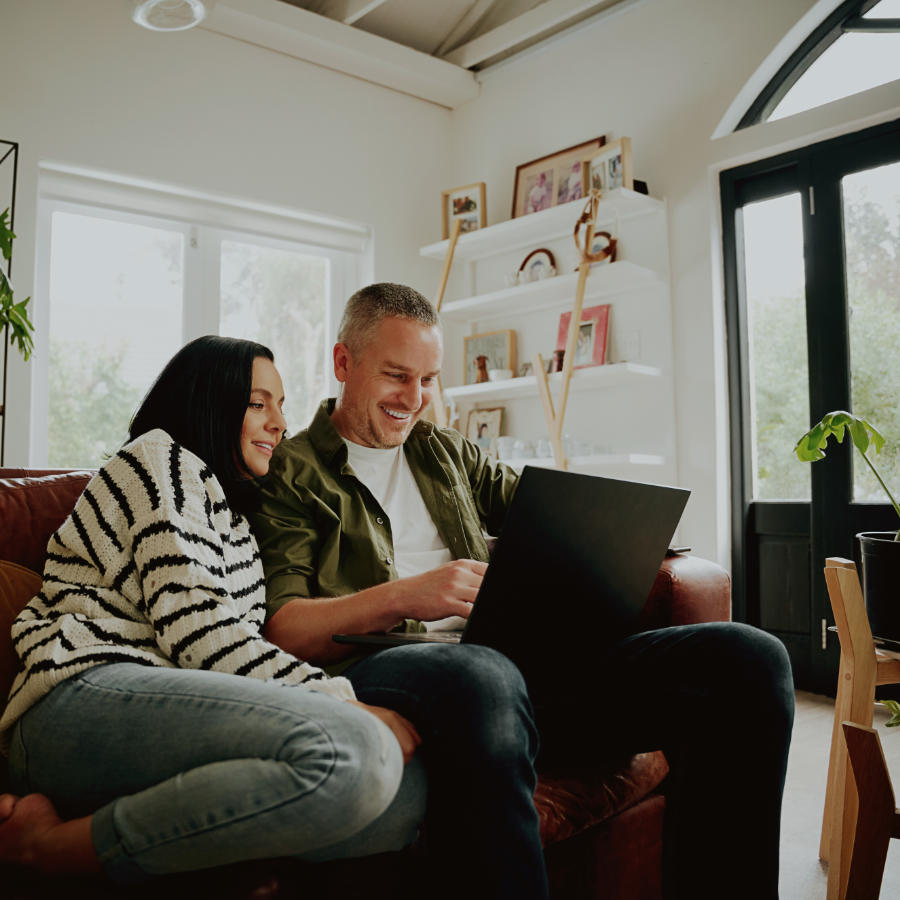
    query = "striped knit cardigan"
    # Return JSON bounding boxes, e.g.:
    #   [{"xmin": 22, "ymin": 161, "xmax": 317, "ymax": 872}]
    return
[{"xmin": 1, "ymin": 429, "xmax": 353, "ymax": 747}]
